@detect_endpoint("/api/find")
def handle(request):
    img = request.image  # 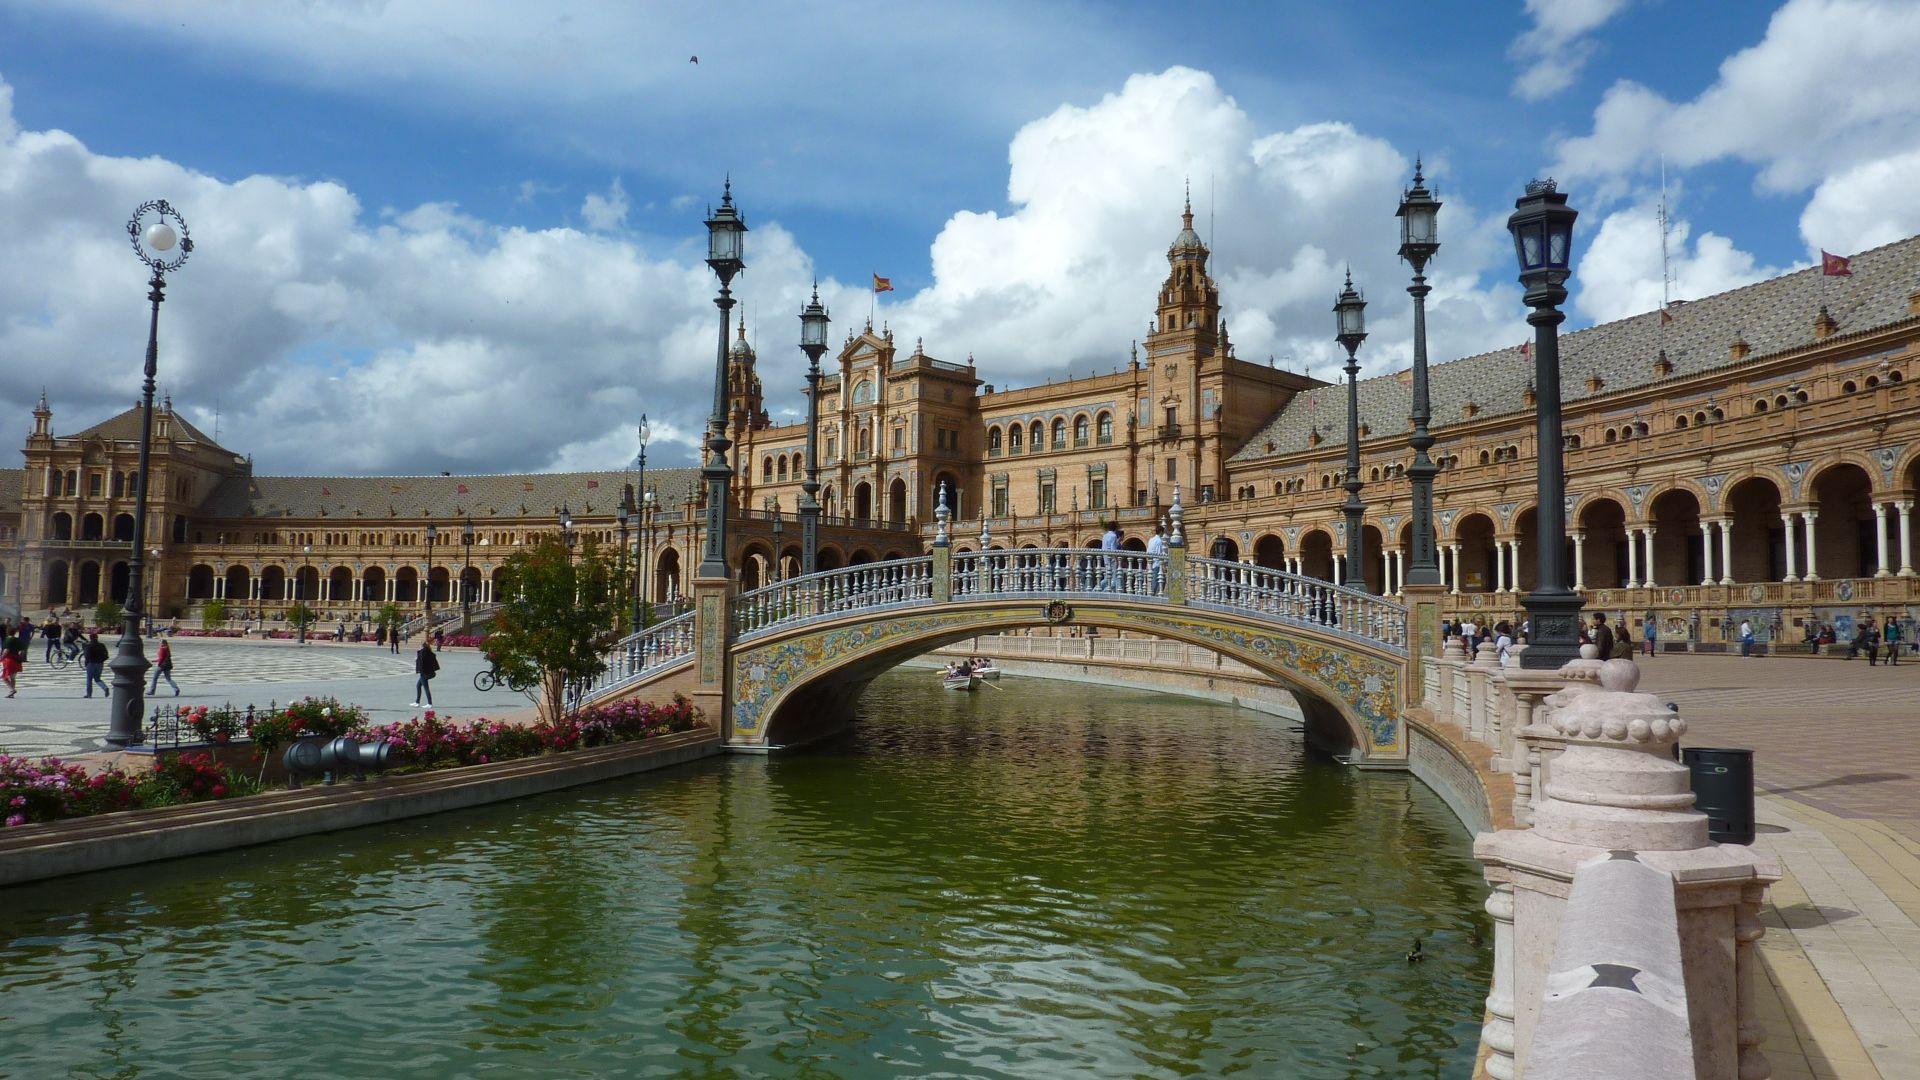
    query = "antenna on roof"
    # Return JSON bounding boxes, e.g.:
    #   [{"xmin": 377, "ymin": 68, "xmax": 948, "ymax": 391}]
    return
[
  {"xmin": 1659, "ymin": 156, "xmax": 1673, "ymax": 314},
  {"xmin": 212, "ymin": 397, "xmax": 221, "ymax": 444}
]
